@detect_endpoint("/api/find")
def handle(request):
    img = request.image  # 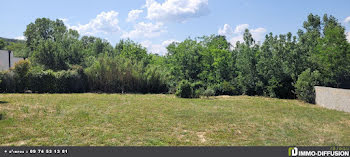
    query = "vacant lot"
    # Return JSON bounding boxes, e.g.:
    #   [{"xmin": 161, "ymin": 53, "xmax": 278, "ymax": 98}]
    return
[{"xmin": 0, "ymin": 94, "xmax": 349, "ymax": 146}]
